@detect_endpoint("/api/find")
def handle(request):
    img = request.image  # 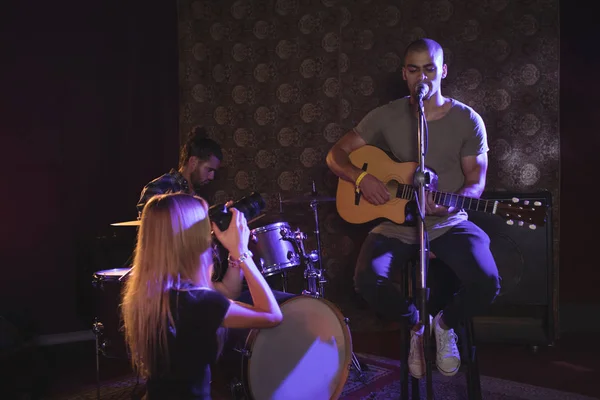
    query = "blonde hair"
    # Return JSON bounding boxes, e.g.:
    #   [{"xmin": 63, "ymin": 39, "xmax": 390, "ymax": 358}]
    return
[{"xmin": 121, "ymin": 193, "xmax": 218, "ymax": 377}]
